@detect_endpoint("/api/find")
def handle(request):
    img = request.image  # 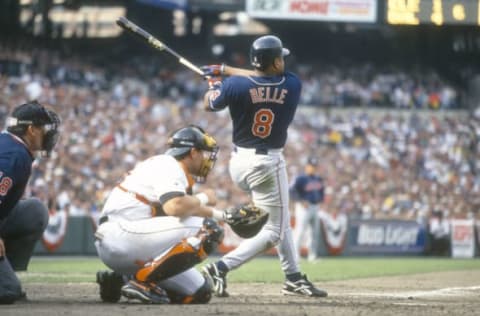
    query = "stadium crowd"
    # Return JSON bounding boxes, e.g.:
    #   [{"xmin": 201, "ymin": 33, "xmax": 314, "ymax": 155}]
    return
[{"xmin": 0, "ymin": 42, "xmax": 479, "ymax": 224}]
